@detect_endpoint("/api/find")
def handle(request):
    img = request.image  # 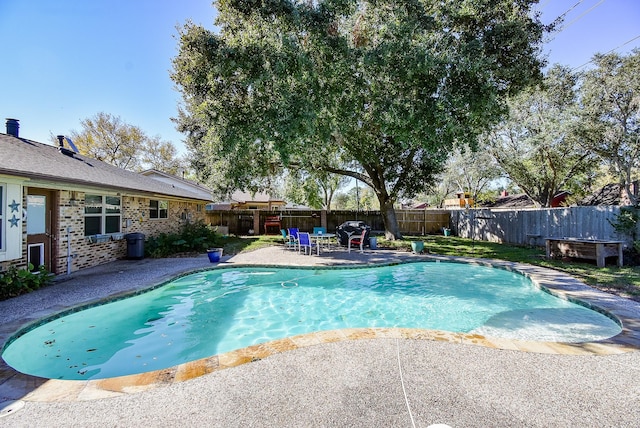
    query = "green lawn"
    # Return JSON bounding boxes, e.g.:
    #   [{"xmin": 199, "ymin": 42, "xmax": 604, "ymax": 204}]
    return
[
  {"xmin": 221, "ymin": 234, "xmax": 640, "ymax": 301},
  {"xmin": 387, "ymin": 235, "xmax": 640, "ymax": 301}
]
